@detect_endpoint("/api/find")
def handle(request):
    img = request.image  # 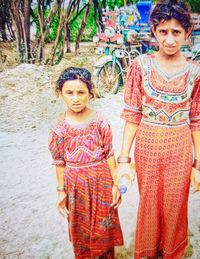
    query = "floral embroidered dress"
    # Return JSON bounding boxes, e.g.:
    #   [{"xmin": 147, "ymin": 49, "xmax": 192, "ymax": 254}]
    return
[
  {"xmin": 121, "ymin": 54, "xmax": 200, "ymax": 259},
  {"xmin": 48, "ymin": 111, "xmax": 123, "ymax": 259}
]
